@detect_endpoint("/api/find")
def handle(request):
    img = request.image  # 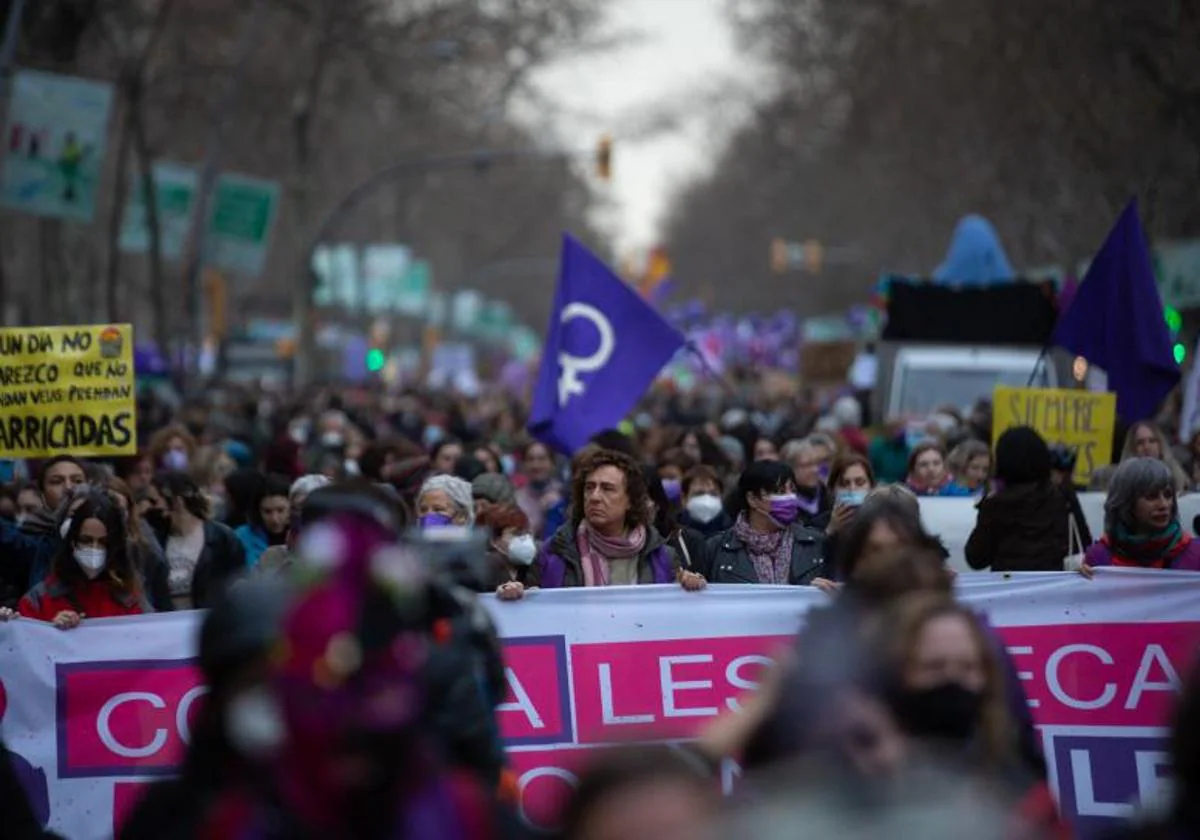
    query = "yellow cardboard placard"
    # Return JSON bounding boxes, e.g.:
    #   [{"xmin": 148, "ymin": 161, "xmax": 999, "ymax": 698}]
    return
[
  {"xmin": 991, "ymin": 386, "xmax": 1116, "ymax": 484},
  {"xmin": 0, "ymin": 324, "xmax": 137, "ymax": 458}
]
